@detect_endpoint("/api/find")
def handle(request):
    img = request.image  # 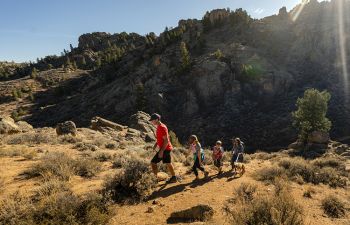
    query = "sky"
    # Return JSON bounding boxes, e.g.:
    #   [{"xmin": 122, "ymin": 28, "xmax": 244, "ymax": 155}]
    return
[{"xmin": 0, "ymin": 0, "xmax": 302, "ymax": 62}]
